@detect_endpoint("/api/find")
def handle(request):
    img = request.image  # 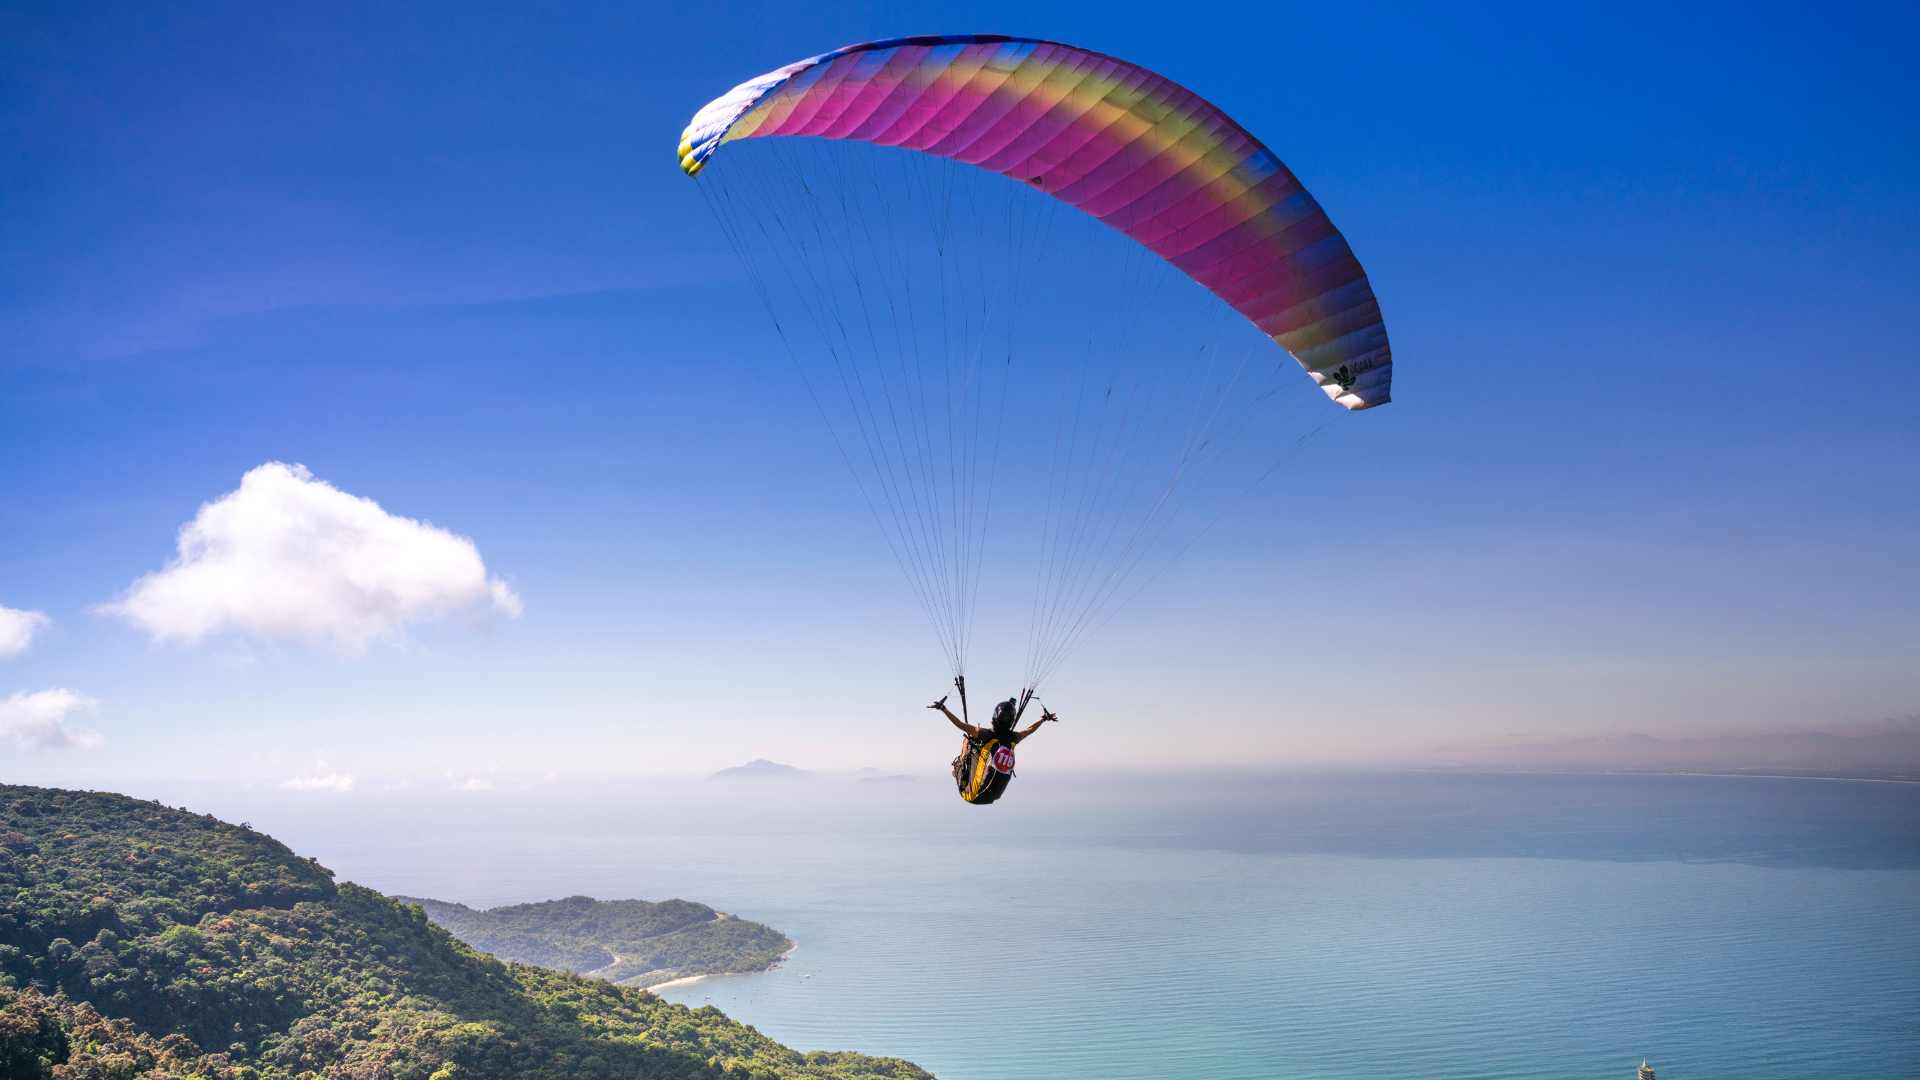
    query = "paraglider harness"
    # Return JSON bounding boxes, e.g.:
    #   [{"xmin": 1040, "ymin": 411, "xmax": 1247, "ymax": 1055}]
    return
[{"xmin": 950, "ymin": 678, "xmax": 1035, "ymax": 805}]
